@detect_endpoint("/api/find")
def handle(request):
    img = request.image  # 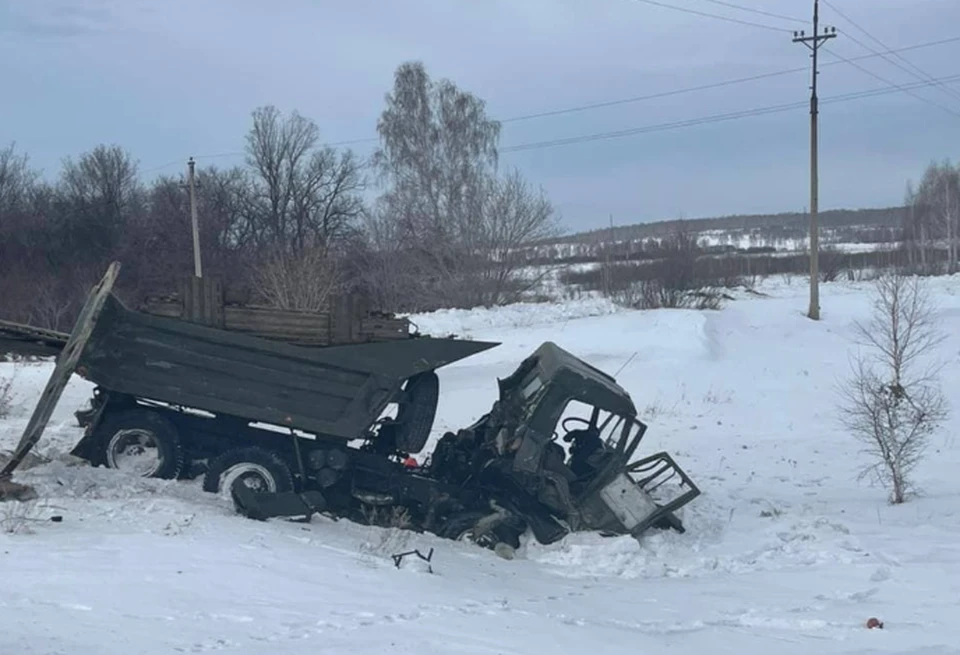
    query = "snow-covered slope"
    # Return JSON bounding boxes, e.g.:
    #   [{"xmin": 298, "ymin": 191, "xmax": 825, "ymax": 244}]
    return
[{"xmin": 2, "ymin": 276, "xmax": 959, "ymax": 654}]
